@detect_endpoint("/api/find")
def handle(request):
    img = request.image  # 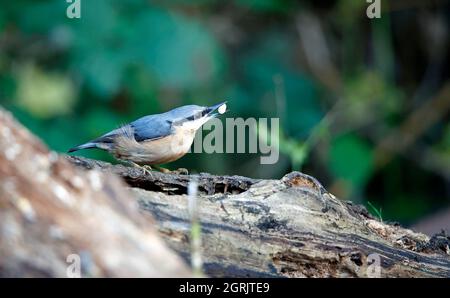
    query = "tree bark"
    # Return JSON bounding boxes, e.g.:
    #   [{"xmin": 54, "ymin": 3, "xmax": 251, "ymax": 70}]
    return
[
  {"xmin": 0, "ymin": 108, "xmax": 190, "ymax": 277},
  {"xmin": 67, "ymin": 157, "xmax": 450, "ymax": 278}
]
